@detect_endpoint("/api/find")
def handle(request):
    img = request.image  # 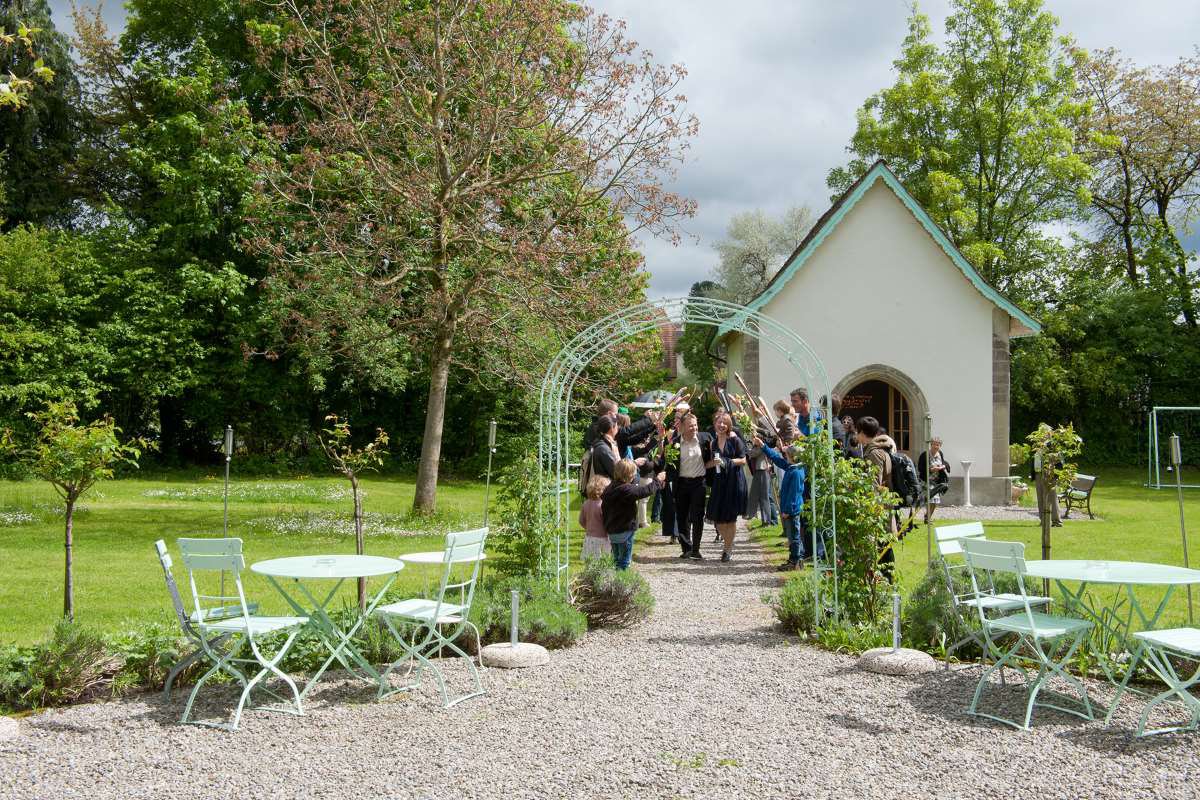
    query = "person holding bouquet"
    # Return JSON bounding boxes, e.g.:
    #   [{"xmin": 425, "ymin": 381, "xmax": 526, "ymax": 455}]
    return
[{"xmin": 706, "ymin": 411, "xmax": 748, "ymax": 562}]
